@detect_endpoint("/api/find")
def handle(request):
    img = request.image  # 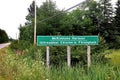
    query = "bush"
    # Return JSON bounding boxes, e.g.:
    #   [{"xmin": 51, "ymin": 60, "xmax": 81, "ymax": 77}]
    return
[
  {"xmin": 90, "ymin": 36, "xmax": 109, "ymax": 64},
  {"xmin": 10, "ymin": 40, "xmax": 31, "ymax": 51},
  {"xmin": 40, "ymin": 46, "xmax": 67, "ymax": 66},
  {"xmin": 23, "ymin": 45, "xmax": 41, "ymax": 60},
  {"xmin": 40, "ymin": 46, "xmax": 87, "ymax": 67}
]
